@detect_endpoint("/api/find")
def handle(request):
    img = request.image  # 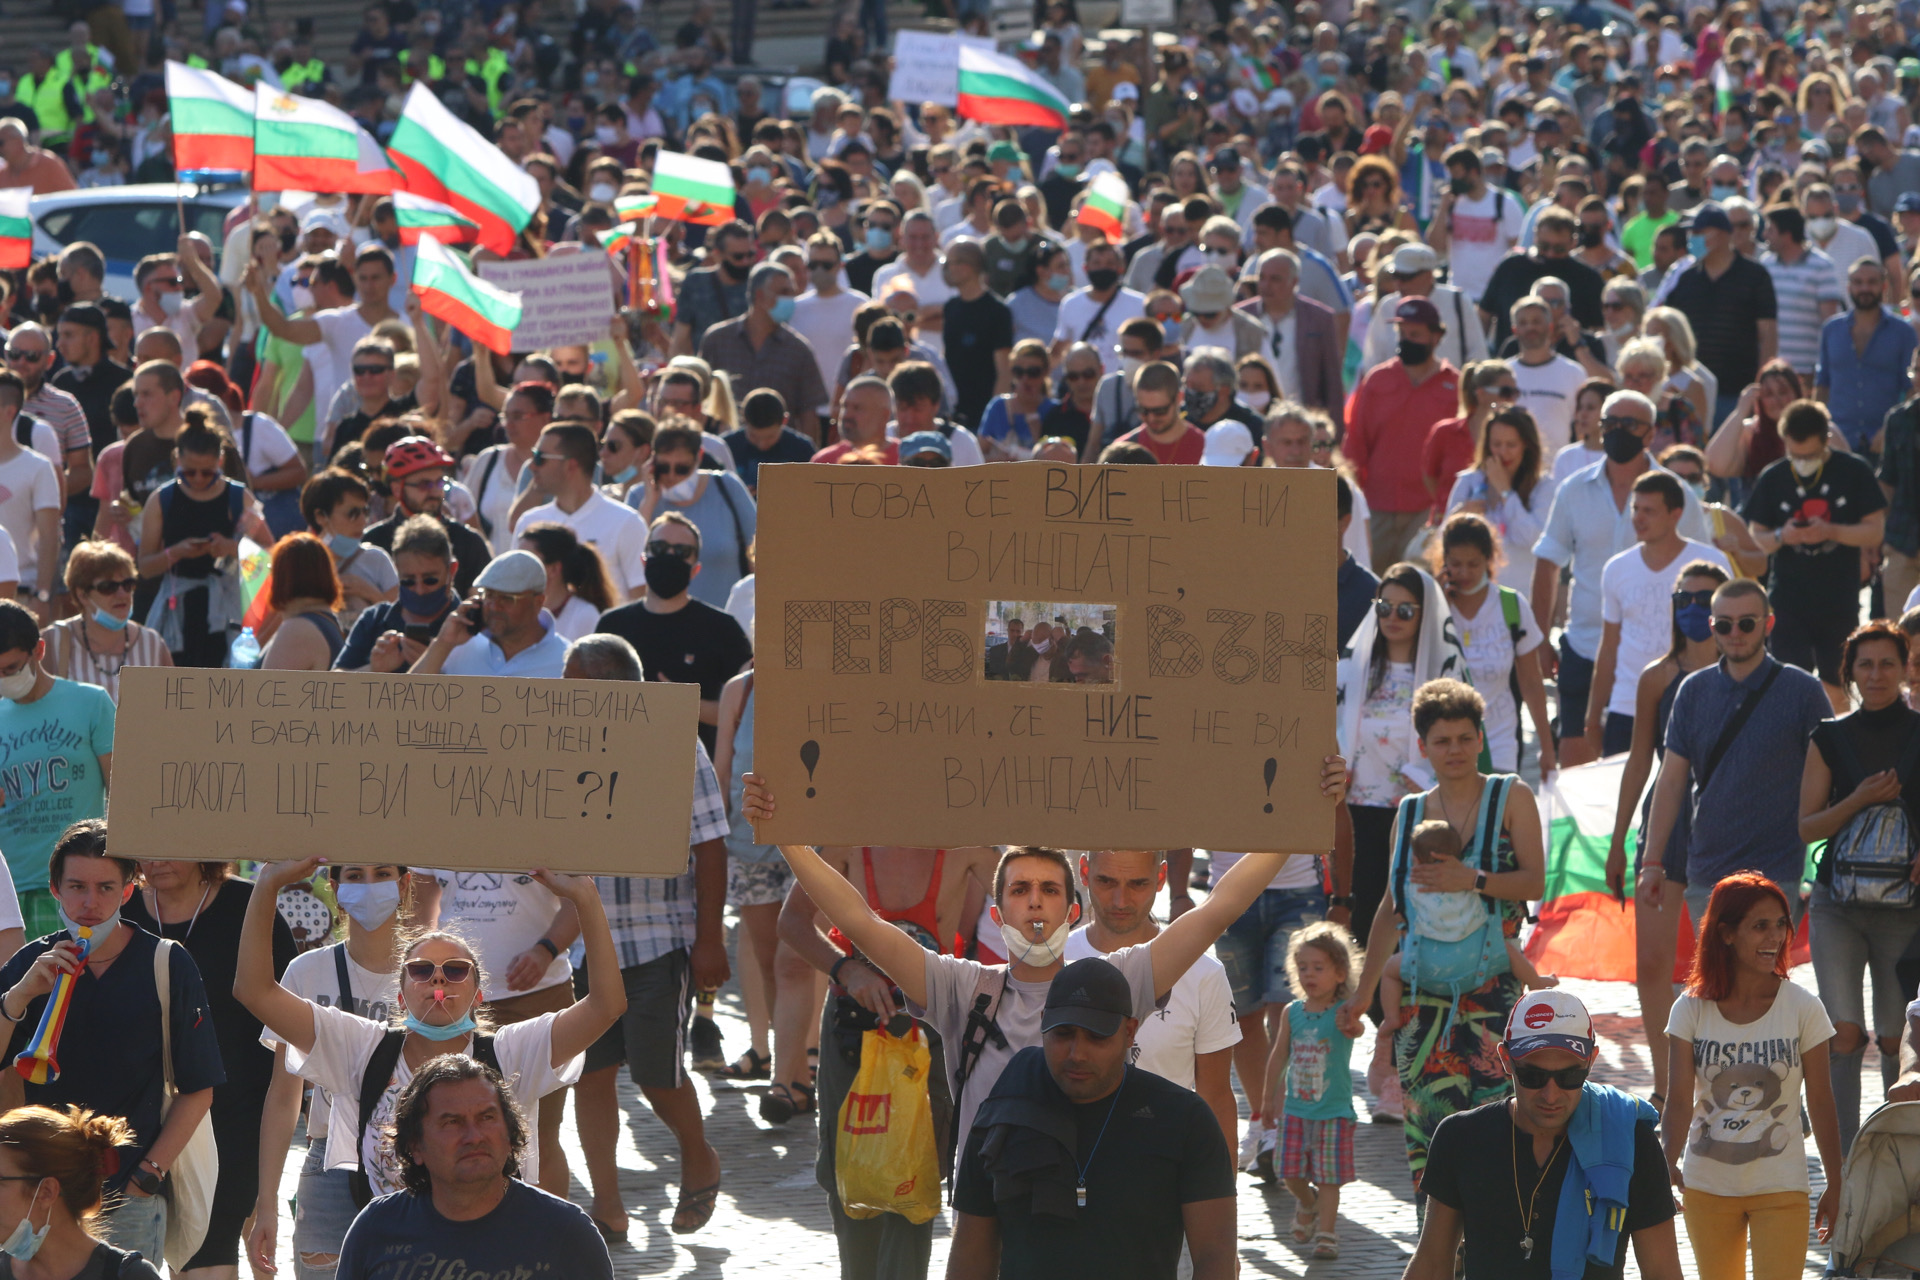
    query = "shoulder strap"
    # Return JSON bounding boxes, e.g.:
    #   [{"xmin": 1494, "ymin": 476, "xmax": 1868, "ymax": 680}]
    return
[
  {"xmin": 475, "ymin": 450, "xmax": 502, "ymax": 539},
  {"xmin": 708, "ymin": 474, "xmax": 751, "ymax": 580},
  {"xmin": 945, "ymin": 965, "xmax": 1008, "ymax": 1175},
  {"xmin": 333, "ymin": 942, "xmax": 352, "ymax": 1010},
  {"xmin": 1390, "ymin": 792, "xmax": 1425, "ymax": 915},
  {"xmin": 471, "ymin": 1033, "xmax": 501, "ymax": 1076},
  {"xmin": 1080, "ymin": 290, "xmax": 1119, "ymax": 342},
  {"xmin": 1698, "ymin": 662, "xmax": 1782, "ymax": 791},
  {"xmin": 349, "ymin": 1029, "xmax": 408, "ymax": 1209},
  {"xmin": 241, "ymin": 412, "xmax": 254, "ymax": 468},
  {"xmin": 1499, "ymin": 587, "xmax": 1522, "ymax": 639},
  {"xmin": 155, "ymin": 938, "xmax": 175, "ymax": 1105}
]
